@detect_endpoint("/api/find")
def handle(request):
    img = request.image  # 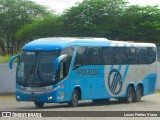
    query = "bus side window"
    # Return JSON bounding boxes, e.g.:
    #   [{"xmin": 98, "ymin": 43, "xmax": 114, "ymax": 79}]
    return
[
  {"xmin": 103, "ymin": 47, "xmax": 115, "ymax": 65},
  {"xmin": 115, "ymin": 47, "xmax": 127, "ymax": 64},
  {"xmin": 137, "ymin": 47, "xmax": 148, "ymax": 64},
  {"xmin": 88, "ymin": 47, "xmax": 102, "ymax": 65},
  {"xmin": 127, "ymin": 47, "xmax": 138, "ymax": 64},
  {"xmin": 74, "ymin": 47, "xmax": 88, "ymax": 69},
  {"xmin": 148, "ymin": 47, "xmax": 156, "ymax": 64}
]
